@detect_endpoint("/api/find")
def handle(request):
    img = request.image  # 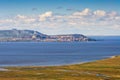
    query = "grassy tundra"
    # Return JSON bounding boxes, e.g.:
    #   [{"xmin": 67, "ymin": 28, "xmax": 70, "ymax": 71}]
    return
[{"xmin": 0, "ymin": 56, "xmax": 120, "ymax": 80}]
